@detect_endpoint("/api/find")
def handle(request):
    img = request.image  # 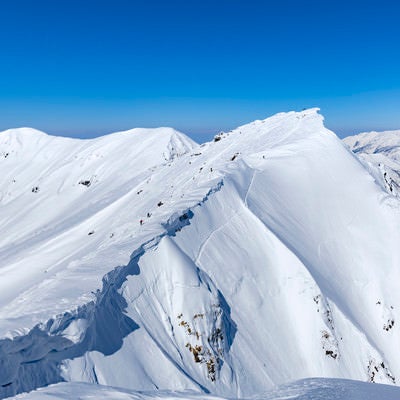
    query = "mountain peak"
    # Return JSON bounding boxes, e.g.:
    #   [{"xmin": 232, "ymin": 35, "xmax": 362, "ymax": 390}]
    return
[
  {"xmin": 2, "ymin": 109, "xmax": 400, "ymax": 399},
  {"xmin": 0, "ymin": 127, "xmax": 49, "ymax": 140}
]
